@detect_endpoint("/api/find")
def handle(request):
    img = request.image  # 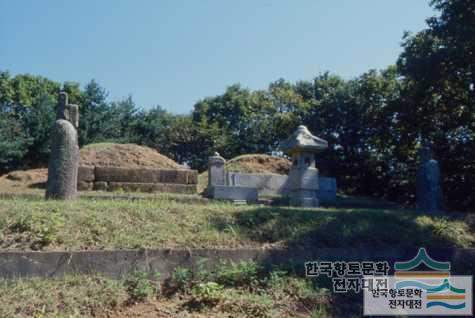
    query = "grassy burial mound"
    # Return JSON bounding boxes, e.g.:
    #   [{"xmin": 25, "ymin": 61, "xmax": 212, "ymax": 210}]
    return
[
  {"xmin": 225, "ymin": 154, "xmax": 291, "ymax": 175},
  {"xmin": 79, "ymin": 143, "xmax": 184, "ymax": 169},
  {"xmin": 0, "ymin": 143, "xmax": 184, "ymax": 193}
]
